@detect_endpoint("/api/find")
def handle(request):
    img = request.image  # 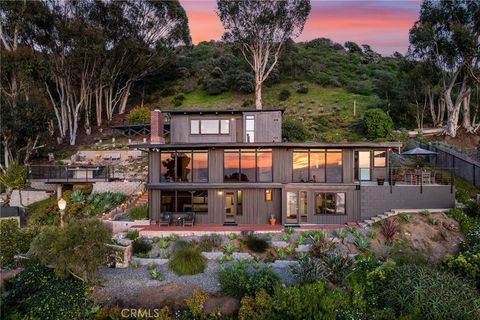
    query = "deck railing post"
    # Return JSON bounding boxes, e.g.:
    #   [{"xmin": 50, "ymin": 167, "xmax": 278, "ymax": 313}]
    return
[{"xmin": 450, "ymin": 167, "xmax": 454, "ymax": 194}]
